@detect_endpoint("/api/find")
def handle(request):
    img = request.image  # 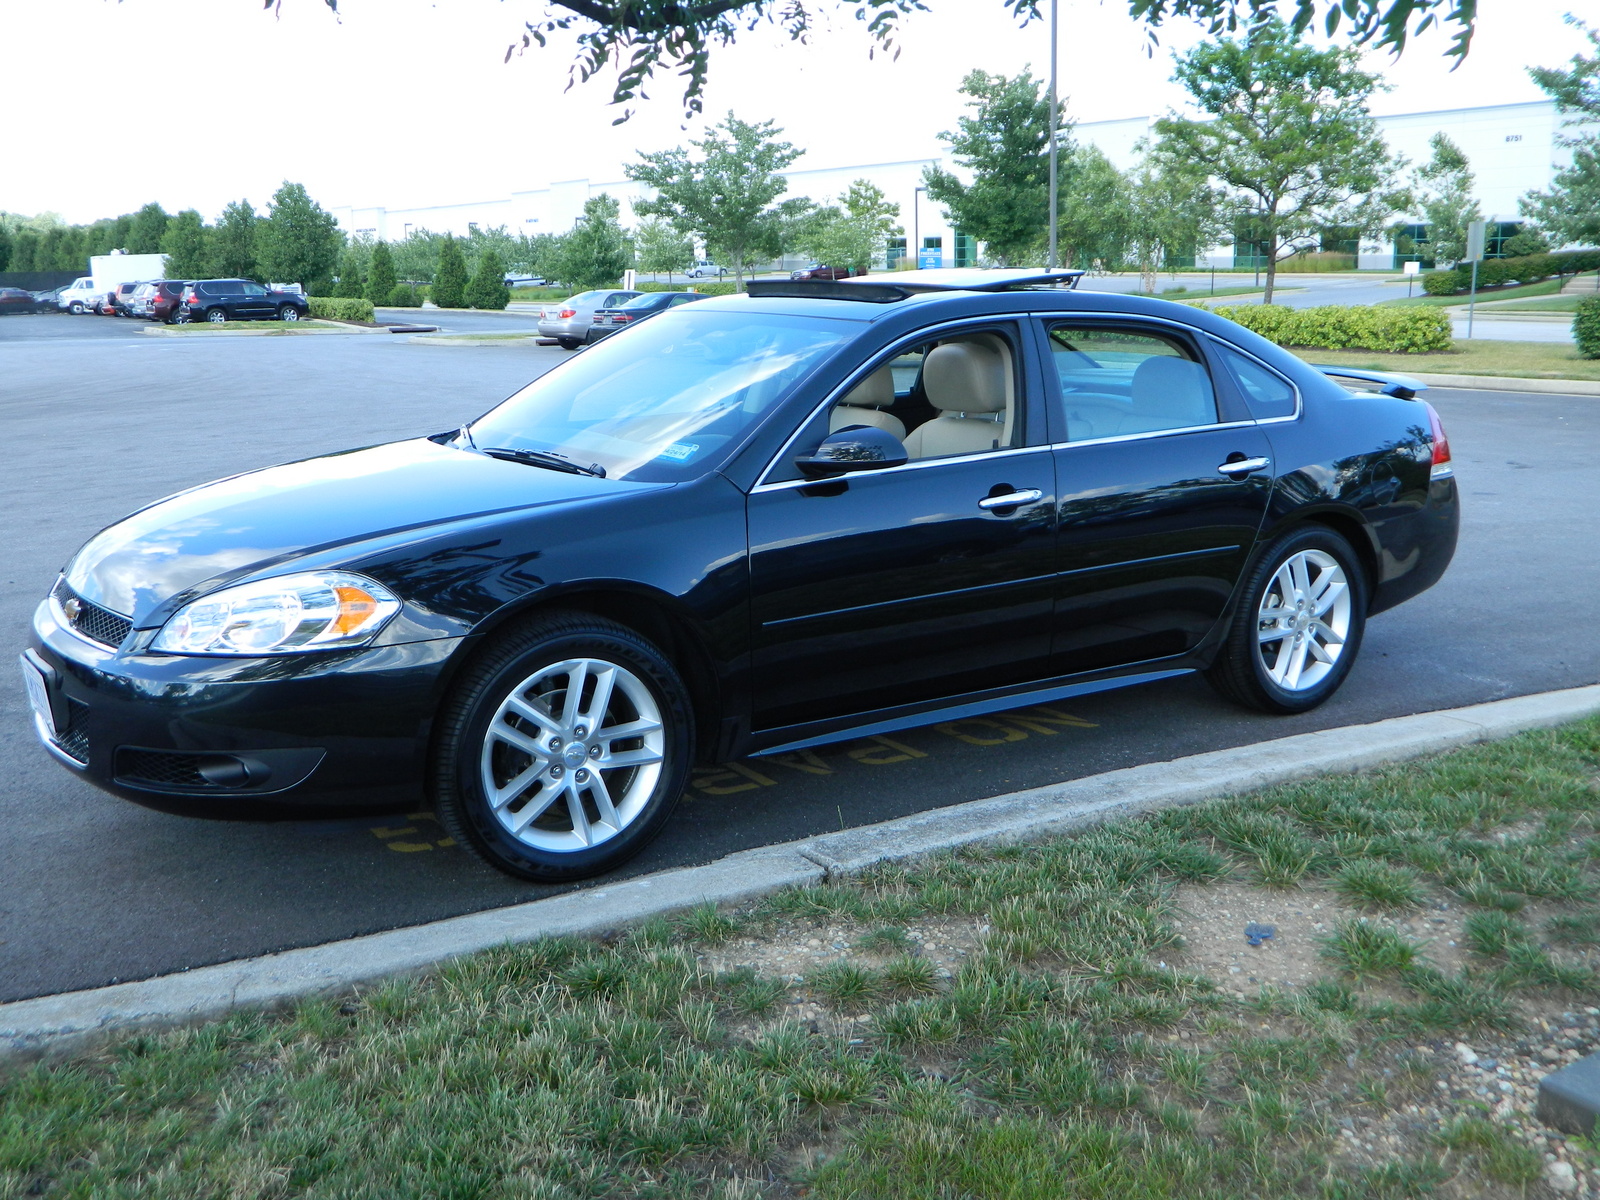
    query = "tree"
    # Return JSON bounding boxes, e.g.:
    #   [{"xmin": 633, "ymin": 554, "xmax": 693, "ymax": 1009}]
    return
[
  {"xmin": 1520, "ymin": 19, "xmax": 1600, "ymax": 249},
  {"xmin": 799, "ymin": 179, "xmax": 903, "ymax": 272},
  {"xmin": 365, "ymin": 241, "xmax": 397, "ymax": 305},
  {"xmin": 255, "ymin": 182, "xmax": 343, "ymax": 291},
  {"xmin": 9, "ymin": 230, "xmax": 37, "ymax": 273},
  {"xmin": 0, "ymin": 224, "xmax": 9, "ymax": 273},
  {"xmin": 333, "ymin": 247, "xmax": 366, "ymax": 298},
  {"xmin": 465, "ymin": 248, "xmax": 512, "ymax": 309},
  {"xmin": 280, "ymin": 0, "xmax": 1477, "ymax": 119},
  {"xmin": 1155, "ymin": 20, "xmax": 1405, "ymax": 302},
  {"xmin": 126, "ymin": 203, "xmax": 170, "ymax": 255},
  {"xmin": 160, "ymin": 209, "xmax": 213, "ymax": 278},
  {"xmin": 1057, "ymin": 146, "xmax": 1134, "ymax": 271},
  {"xmin": 432, "ymin": 235, "xmax": 468, "ymax": 307},
  {"xmin": 923, "ymin": 70, "xmax": 1062, "ymax": 266},
  {"xmin": 627, "ymin": 114, "xmax": 802, "ymax": 287},
  {"xmin": 213, "ymin": 201, "xmax": 259, "ymax": 278},
  {"xmin": 634, "ymin": 217, "xmax": 693, "ymax": 281},
  {"xmin": 1125, "ymin": 148, "xmax": 1234, "ymax": 293},
  {"xmin": 547, "ymin": 195, "xmax": 634, "ymax": 289},
  {"xmin": 1410, "ymin": 133, "xmax": 1480, "ymax": 267}
]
